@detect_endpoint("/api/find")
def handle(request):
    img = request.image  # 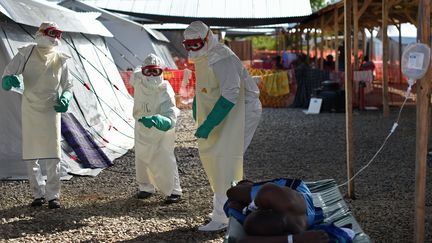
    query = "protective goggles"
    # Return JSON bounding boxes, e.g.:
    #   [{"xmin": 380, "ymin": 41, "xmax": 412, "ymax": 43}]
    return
[
  {"xmin": 141, "ymin": 65, "xmax": 163, "ymax": 76},
  {"xmin": 43, "ymin": 27, "xmax": 63, "ymax": 39},
  {"xmin": 182, "ymin": 30, "xmax": 209, "ymax": 51}
]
